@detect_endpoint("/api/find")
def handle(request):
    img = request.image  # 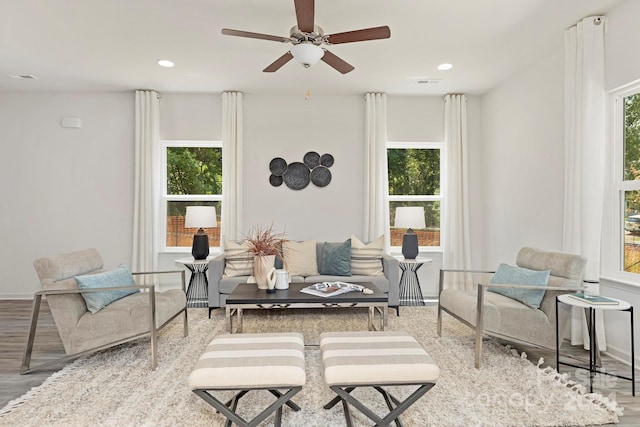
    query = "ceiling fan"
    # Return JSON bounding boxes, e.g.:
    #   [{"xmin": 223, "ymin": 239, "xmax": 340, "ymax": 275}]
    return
[{"xmin": 221, "ymin": 0, "xmax": 390, "ymax": 74}]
